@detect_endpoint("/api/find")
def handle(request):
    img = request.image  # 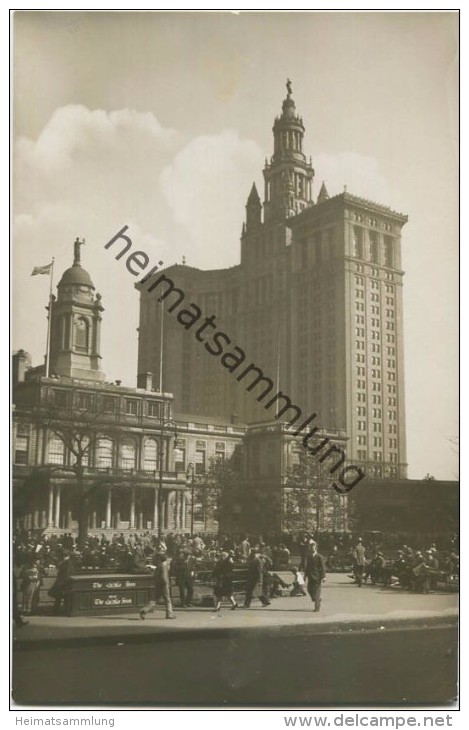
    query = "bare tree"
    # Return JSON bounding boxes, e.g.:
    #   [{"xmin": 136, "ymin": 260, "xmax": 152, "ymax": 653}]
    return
[
  {"xmin": 31, "ymin": 394, "xmax": 119, "ymax": 548},
  {"xmin": 284, "ymin": 449, "xmax": 331, "ymax": 535},
  {"xmin": 193, "ymin": 457, "xmax": 239, "ymax": 532}
]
